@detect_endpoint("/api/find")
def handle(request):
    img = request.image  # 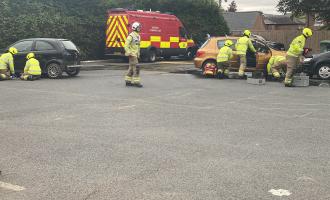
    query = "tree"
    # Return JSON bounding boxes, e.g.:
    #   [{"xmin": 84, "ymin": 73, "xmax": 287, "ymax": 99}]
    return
[
  {"xmin": 277, "ymin": 0, "xmax": 330, "ymax": 29},
  {"xmin": 227, "ymin": 1, "xmax": 237, "ymax": 12}
]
